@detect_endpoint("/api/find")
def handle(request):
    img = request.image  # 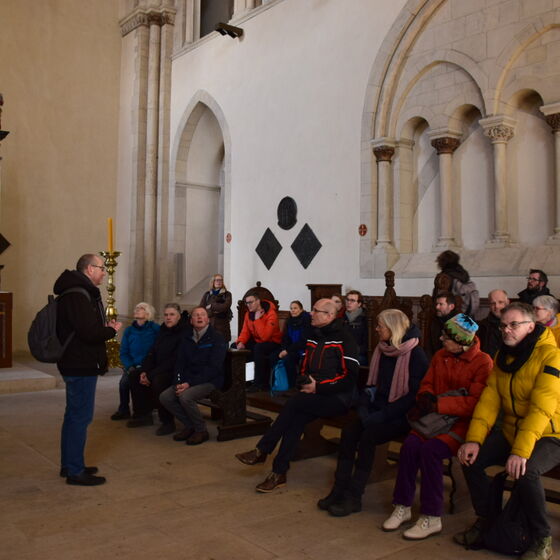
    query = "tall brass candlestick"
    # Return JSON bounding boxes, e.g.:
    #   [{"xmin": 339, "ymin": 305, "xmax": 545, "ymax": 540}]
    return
[{"xmin": 100, "ymin": 250, "xmax": 121, "ymax": 367}]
